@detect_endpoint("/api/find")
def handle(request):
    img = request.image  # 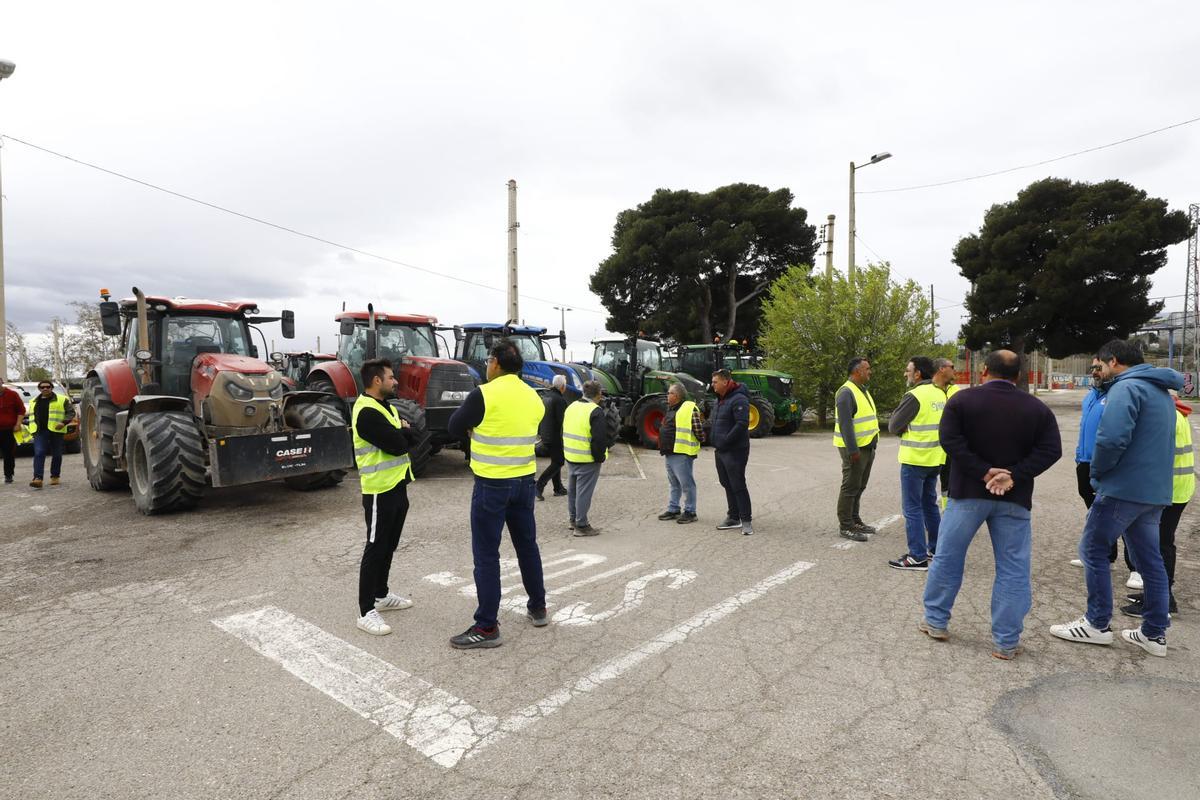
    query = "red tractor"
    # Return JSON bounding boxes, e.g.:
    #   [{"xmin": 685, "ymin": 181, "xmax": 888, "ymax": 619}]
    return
[
  {"xmin": 302, "ymin": 306, "xmax": 477, "ymax": 475},
  {"xmin": 81, "ymin": 288, "xmax": 354, "ymax": 514}
]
